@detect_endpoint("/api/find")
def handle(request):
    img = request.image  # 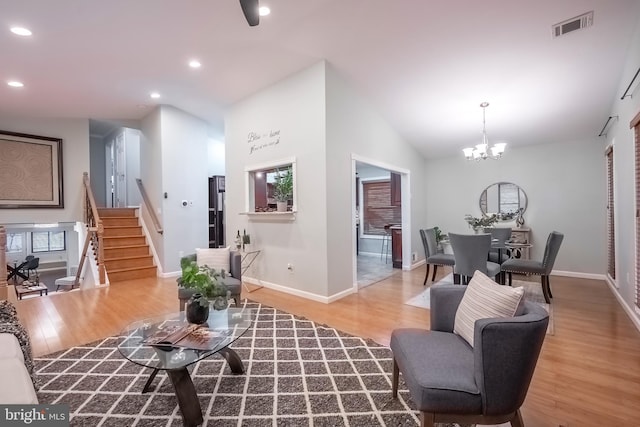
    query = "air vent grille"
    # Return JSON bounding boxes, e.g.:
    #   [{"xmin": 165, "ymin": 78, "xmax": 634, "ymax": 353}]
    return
[{"xmin": 553, "ymin": 11, "xmax": 593, "ymax": 38}]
